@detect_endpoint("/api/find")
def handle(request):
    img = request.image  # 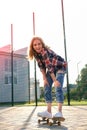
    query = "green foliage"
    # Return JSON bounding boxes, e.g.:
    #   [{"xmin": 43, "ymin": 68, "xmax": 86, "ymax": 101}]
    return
[{"xmin": 69, "ymin": 64, "xmax": 87, "ymax": 101}]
